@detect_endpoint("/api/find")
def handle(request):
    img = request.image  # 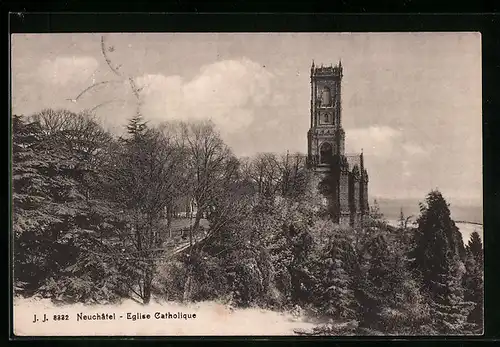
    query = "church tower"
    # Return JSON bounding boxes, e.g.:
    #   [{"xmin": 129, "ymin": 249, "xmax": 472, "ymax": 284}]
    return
[
  {"xmin": 307, "ymin": 60, "xmax": 345, "ymax": 170},
  {"xmin": 307, "ymin": 60, "xmax": 369, "ymax": 226}
]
